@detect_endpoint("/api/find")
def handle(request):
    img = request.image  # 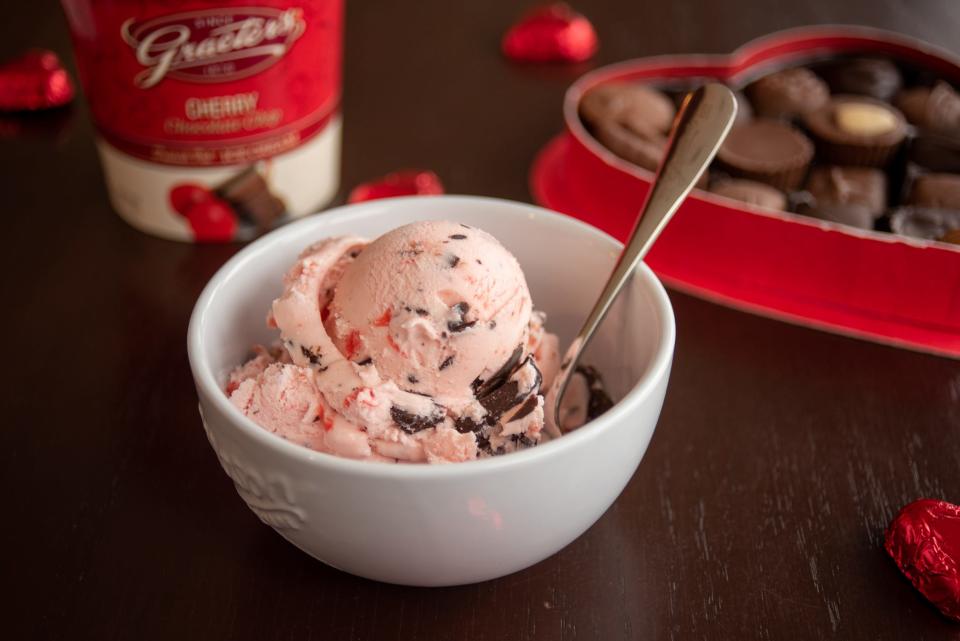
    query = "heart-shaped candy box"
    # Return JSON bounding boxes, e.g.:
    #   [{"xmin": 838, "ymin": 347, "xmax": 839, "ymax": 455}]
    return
[{"xmin": 533, "ymin": 26, "xmax": 960, "ymax": 358}]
